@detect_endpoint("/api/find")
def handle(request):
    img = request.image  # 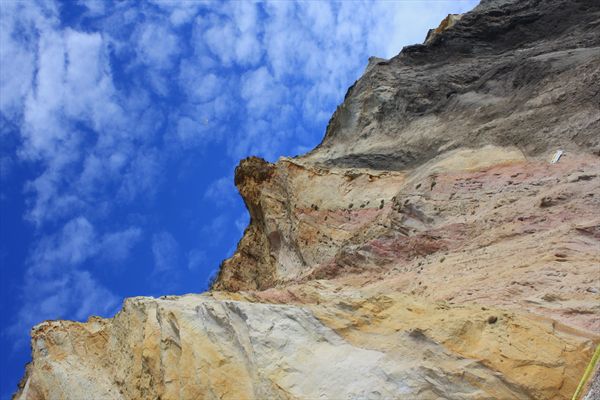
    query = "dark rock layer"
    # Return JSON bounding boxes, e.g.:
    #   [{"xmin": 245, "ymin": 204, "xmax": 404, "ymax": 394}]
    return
[{"xmin": 307, "ymin": 0, "xmax": 600, "ymax": 169}]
